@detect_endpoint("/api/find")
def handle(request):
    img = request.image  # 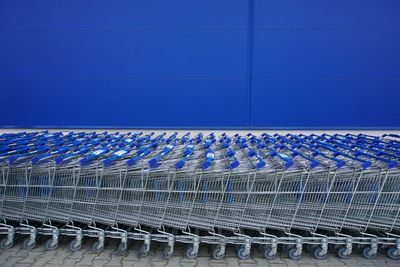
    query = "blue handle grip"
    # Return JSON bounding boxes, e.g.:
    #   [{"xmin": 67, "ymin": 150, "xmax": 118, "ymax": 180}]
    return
[
  {"xmin": 201, "ymin": 149, "xmax": 215, "ymax": 169},
  {"xmin": 80, "ymin": 148, "xmax": 109, "ymax": 166},
  {"xmin": 334, "ymin": 151, "xmax": 372, "ymax": 169},
  {"xmin": 291, "ymin": 150, "xmax": 319, "ymax": 169},
  {"xmin": 255, "ymin": 158, "xmax": 266, "ymax": 169},
  {"xmin": 175, "ymin": 158, "xmax": 187, "ymax": 169},
  {"xmin": 229, "ymin": 157, "xmax": 240, "ymax": 169},
  {"xmin": 103, "ymin": 149, "xmax": 129, "ymax": 167},
  {"xmin": 354, "ymin": 151, "xmax": 398, "ymax": 169},
  {"xmin": 225, "ymin": 148, "xmax": 235, "ymax": 158},
  {"xmin": 270, "ymin": 150, "xmax": 294, "ymax": 169}
]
